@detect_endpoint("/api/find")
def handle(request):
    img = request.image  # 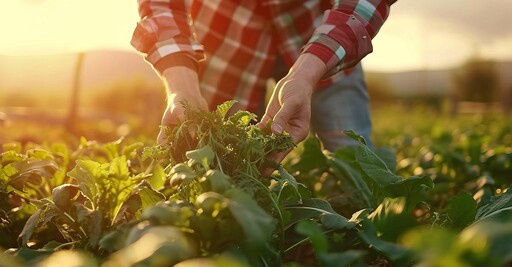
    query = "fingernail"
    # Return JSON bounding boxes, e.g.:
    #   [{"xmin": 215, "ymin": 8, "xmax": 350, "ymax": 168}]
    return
[{"xmin": 271, "ymin": 123, "xmax": 283, "ymax": 134}]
